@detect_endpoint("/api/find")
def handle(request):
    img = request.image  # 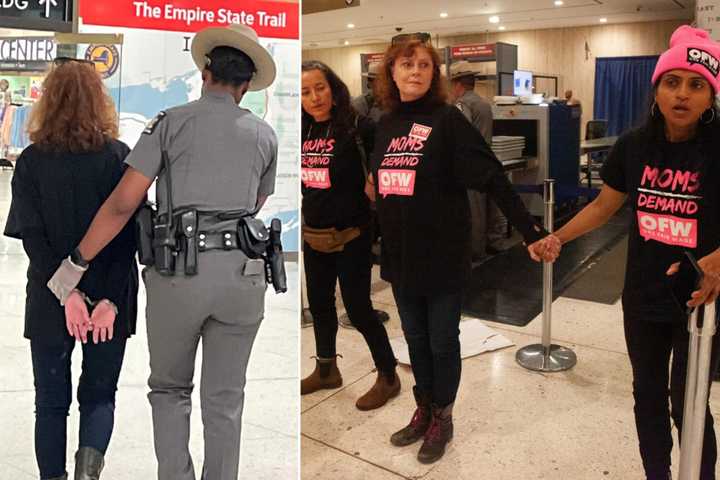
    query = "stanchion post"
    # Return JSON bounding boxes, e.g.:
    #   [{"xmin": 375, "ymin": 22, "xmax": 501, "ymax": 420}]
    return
[{"xmin": 516, "ymin": 179, "xmax": 577, "ymax": 372}]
